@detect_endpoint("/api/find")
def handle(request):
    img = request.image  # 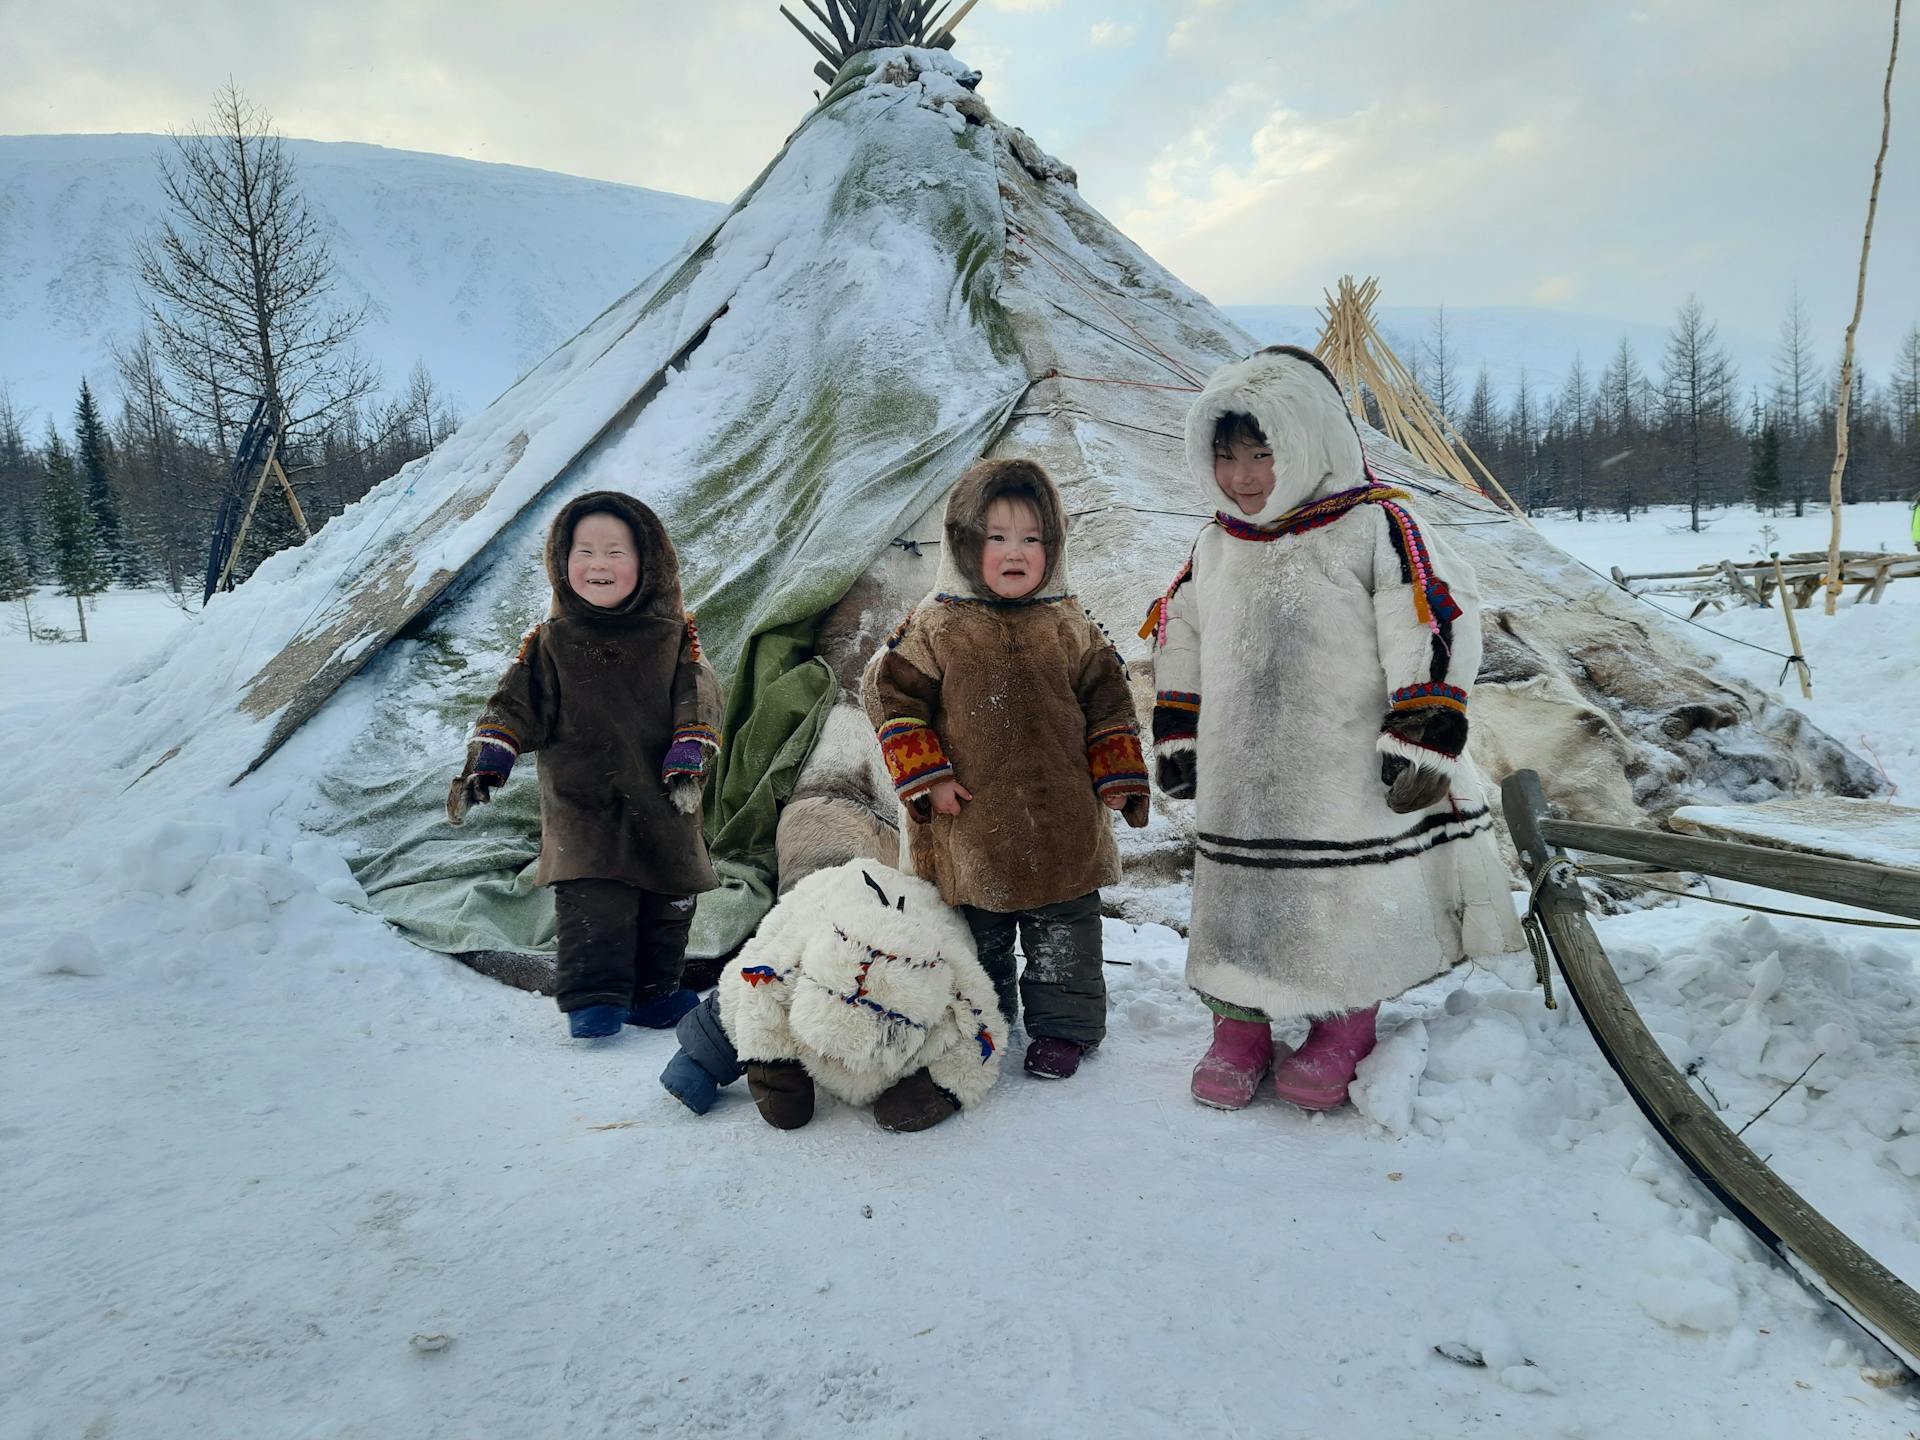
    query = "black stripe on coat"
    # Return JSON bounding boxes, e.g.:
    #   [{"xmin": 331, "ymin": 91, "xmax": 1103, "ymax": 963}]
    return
[
  {"xmin": 1198, "ymin": 814, "xmax": 1493, "ymax": 870},
  {"xmin": 1197, "ymin": 805, "xmax": 1489, "ymax": 853}
]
